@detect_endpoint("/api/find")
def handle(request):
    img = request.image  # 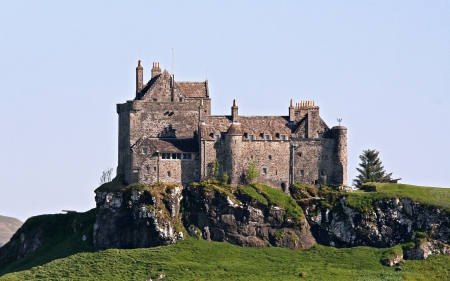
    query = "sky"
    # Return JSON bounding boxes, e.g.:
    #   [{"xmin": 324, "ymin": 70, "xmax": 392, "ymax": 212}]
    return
[{"xmin": 1, "ymin": 1, "xmax": 449, "ymax": 222}]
